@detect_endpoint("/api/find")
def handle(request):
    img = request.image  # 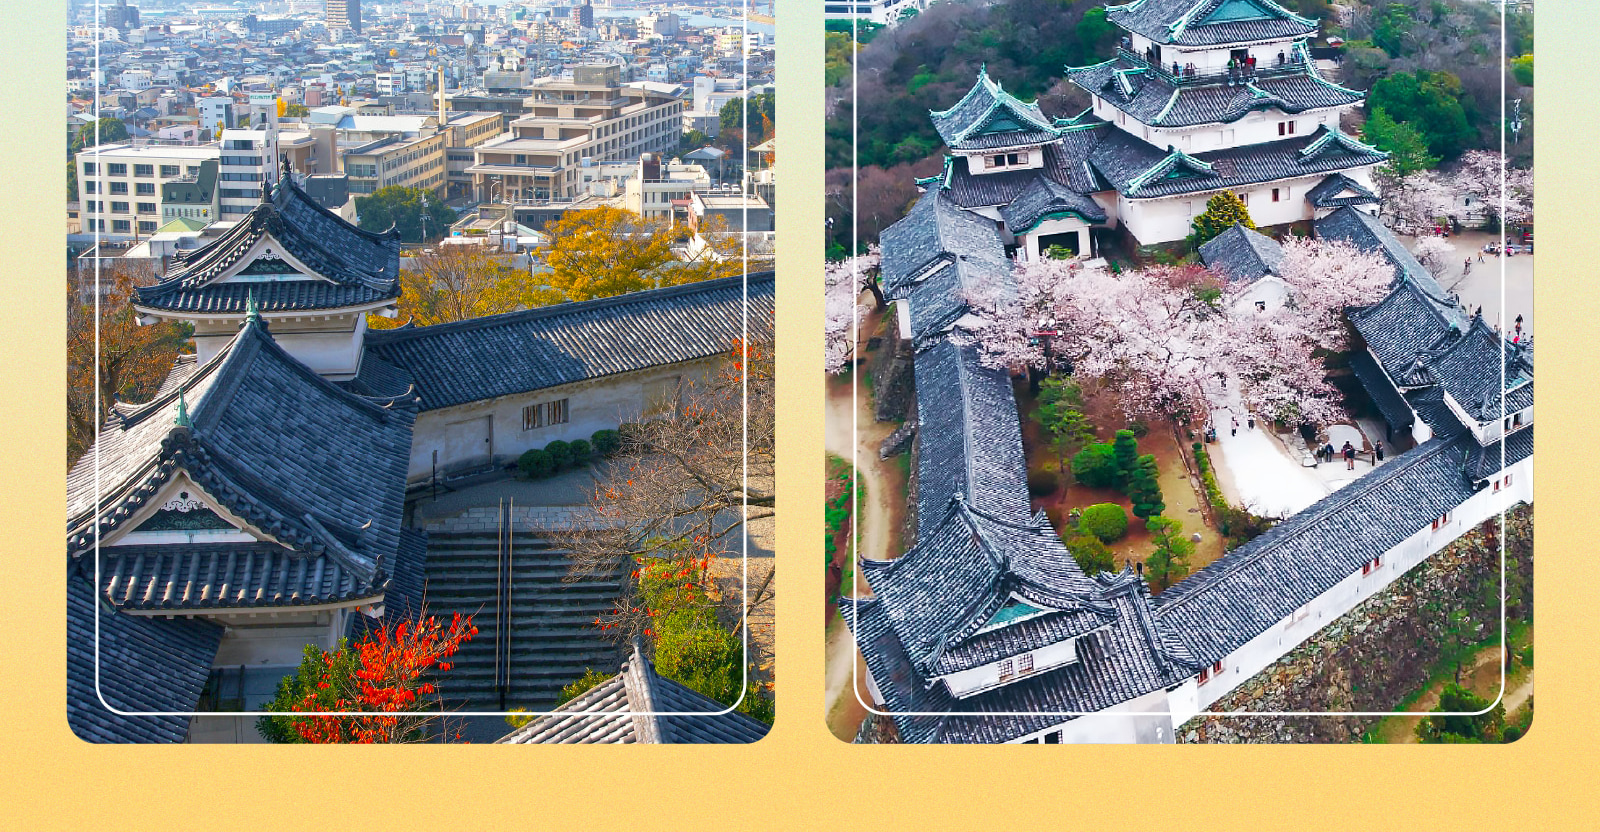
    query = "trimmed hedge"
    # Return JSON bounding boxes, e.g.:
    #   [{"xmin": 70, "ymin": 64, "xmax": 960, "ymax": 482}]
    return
[
  {"xmin": 567, "ymin": 438, "xmax": 592, "ymax": 465},
  {"xmin": 1079, "ymin": 503, "xmax": 1129, "ymax": 543},
  {"xmin": 590, "ymin": 429, "xmax": 621, "ymax": 457},
  {"xmin": 518, "ymin": 448, "xmax": 556, "ymax": 479},
  {"xmin": 545, "ymin": 440, "xmax": 573, "ymax": 469}
]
